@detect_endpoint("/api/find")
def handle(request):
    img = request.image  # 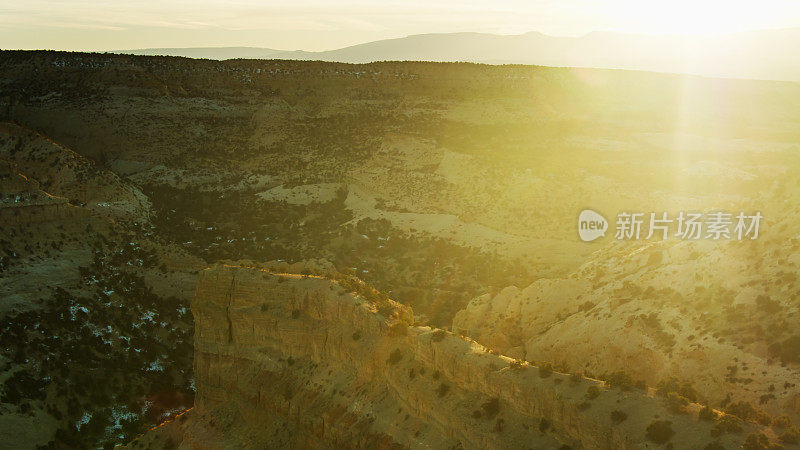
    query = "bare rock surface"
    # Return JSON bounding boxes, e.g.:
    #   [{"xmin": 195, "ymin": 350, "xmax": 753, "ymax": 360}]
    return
[{"xmin": 127, "ymin": 265, "xmax": 765, "ymax": 449}]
